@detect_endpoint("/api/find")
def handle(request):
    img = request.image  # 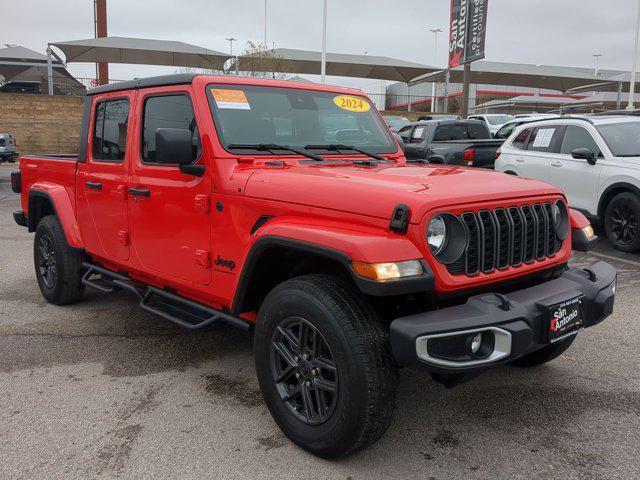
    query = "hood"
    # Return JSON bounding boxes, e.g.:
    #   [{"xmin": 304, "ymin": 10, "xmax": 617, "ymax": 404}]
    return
[{"xmin": 244, "ymin": 162, "xmax": 563, "ymax": 223}]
